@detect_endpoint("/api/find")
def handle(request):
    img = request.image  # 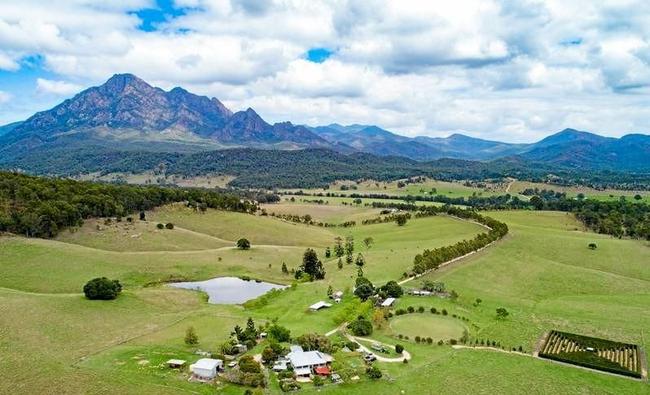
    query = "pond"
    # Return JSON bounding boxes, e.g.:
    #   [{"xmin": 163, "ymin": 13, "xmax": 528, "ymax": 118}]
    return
[{"xmin": 168, "ymin": 276, "xmax": 287, "ymax": 304}]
